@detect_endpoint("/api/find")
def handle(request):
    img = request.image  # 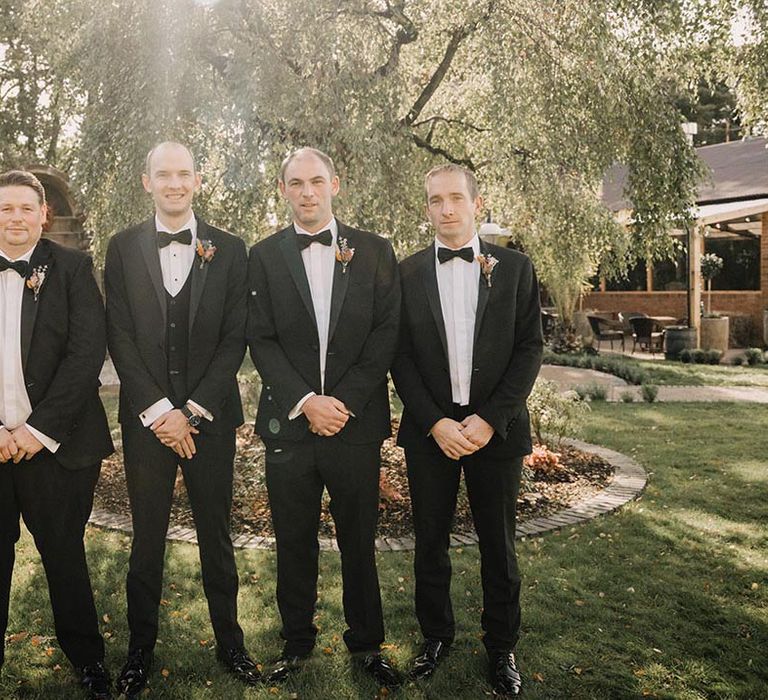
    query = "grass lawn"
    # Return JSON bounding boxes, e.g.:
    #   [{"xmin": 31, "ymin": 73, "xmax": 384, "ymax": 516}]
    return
[{"xmin": 2, "ymin": 403, "xmax": 767, "ymax": 698}]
